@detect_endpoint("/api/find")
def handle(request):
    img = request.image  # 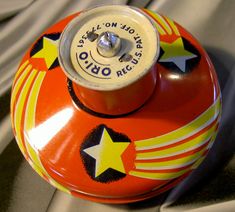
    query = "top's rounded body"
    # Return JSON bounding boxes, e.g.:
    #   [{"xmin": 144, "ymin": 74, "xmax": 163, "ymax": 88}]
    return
[{"xmin": 11, "ymin": 5, "xmax": 221, "ymax": 203}]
